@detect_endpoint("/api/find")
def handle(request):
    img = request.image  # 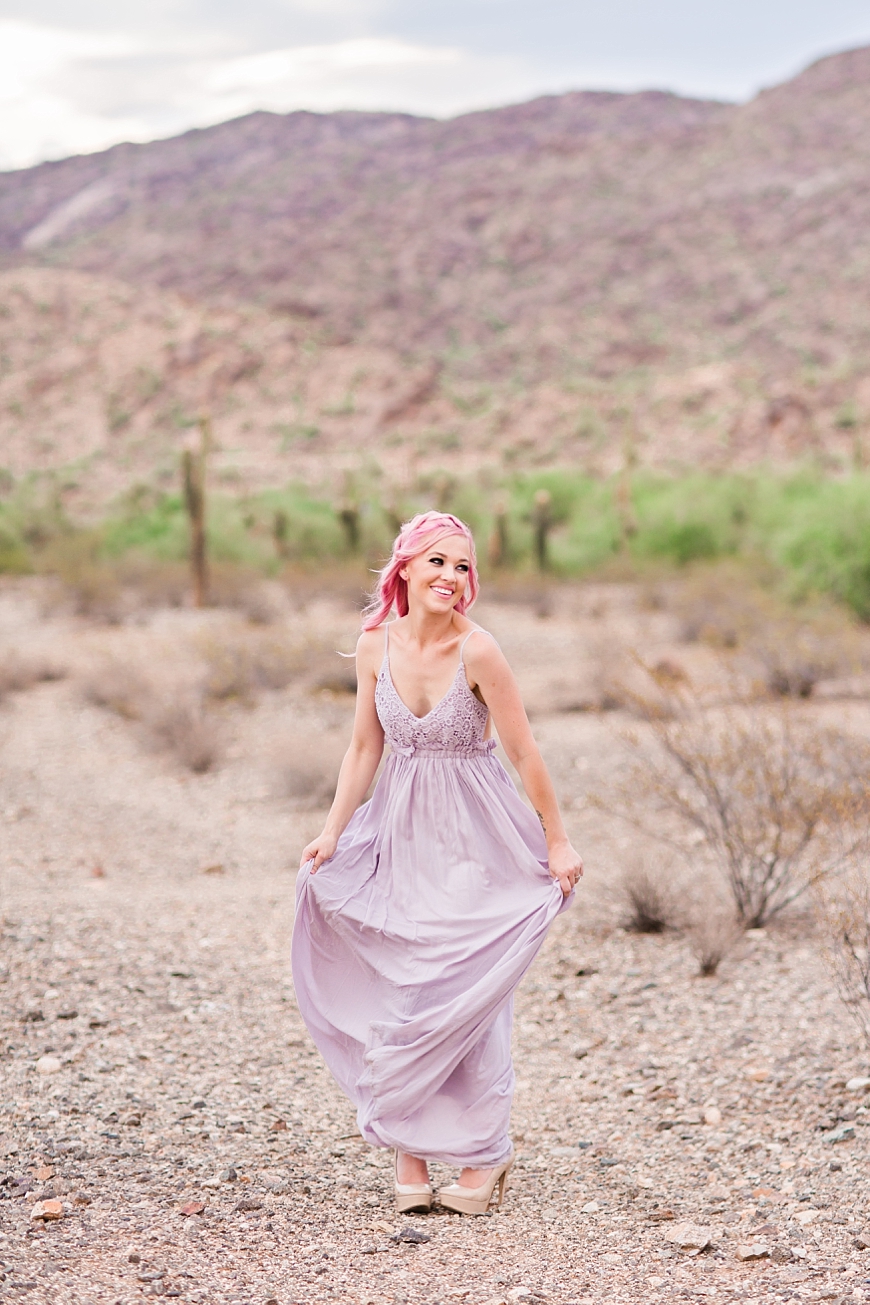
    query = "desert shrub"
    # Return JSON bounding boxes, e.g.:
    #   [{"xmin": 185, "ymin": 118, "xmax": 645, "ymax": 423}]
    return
[
  {"xmin": 144, "ymin": 693, "xmax": 221, "ymax": 774},
  {"xmin": 36, "ymin": 531, "xmax": 124, "ymax": 622},
  {"xmin": 607, "ymin": 672, "xmax": 870, "ymax": 928},
  {"xmin": 207, "ymin": 564, "xmax": 286, "ymax": 623},
  {"xmin": 81, "ymin": 660, "xmax": 221, "ymax": 772},
  {"xmin": 275, "ymin": 732, "xmax": 346, "ymax": 809},
  {"xmin": 618, "ymin": 857, "xmax": 680, "ymax": 932},
  {"xmin": 818, "ymin": 864, "xmax": 870, "ymax": 1046},
  {"xmin": 686, "ymin": 909, "xmax": 742, "ymax": 977},
  {"xmin": 0, "ymin": 650, "xmax": 65, "ymax": 698},
  {"xmin": 195, "ymin": 625, "xmax": 326, "ymax": 703}
]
